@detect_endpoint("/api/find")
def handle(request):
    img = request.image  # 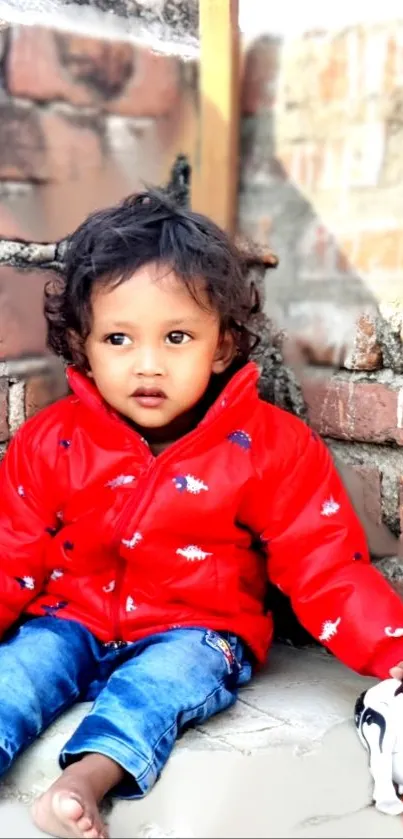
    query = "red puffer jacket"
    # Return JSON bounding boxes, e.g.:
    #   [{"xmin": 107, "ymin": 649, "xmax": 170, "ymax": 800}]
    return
[{"xmin": 1, "ymin": 361, "xmax": 403, "ymax": 678}]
